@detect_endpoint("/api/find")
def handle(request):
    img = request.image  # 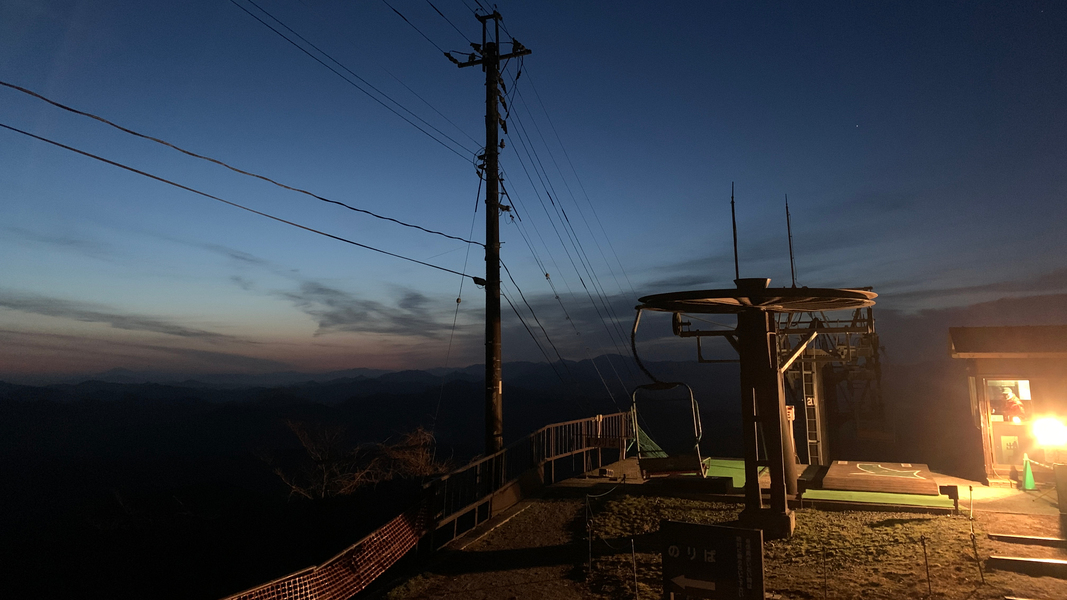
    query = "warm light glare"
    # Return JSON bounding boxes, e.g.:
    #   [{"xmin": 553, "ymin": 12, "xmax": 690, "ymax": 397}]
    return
[{"xmin": 1032, "ymin": 417, "xmax": 1067, "ymax": 448}]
